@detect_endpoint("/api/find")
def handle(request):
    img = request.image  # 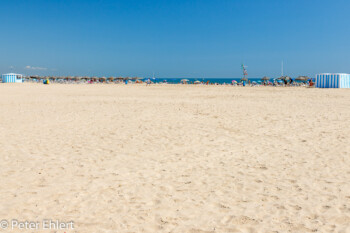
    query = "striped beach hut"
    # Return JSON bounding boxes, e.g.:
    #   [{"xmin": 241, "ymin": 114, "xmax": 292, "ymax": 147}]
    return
[
  {"xmin": 2, "ymin": 73, "xmax": 23, "ymax": 83},
  {"xmin": 316, "ymin": 73, "xmax": 350, "ymax": 88}
]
